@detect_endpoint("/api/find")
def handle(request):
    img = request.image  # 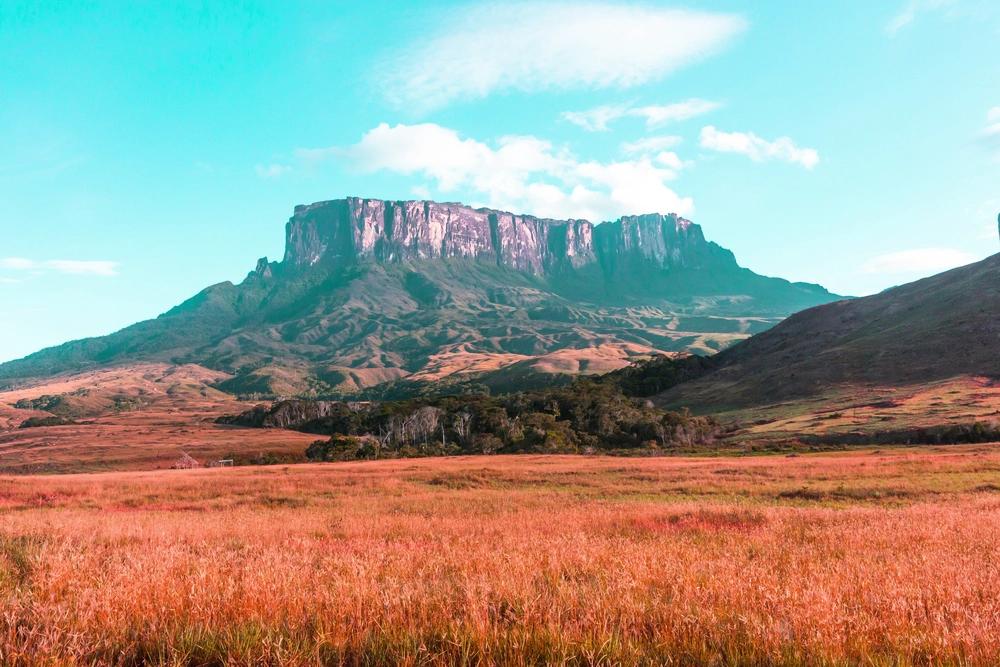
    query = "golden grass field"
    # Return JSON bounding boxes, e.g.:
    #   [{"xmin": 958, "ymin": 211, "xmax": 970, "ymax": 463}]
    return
[
  {"xmin": 0, "ymin": 364, "xmax": 317, "ymax": 473},
  {"xmin": 2, "ymin": 448, "xmax": 1000, "ymax": 665},
  {"xmin": 718, "ymin": 375, "xmax": 1000, "ymax": 447}
]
